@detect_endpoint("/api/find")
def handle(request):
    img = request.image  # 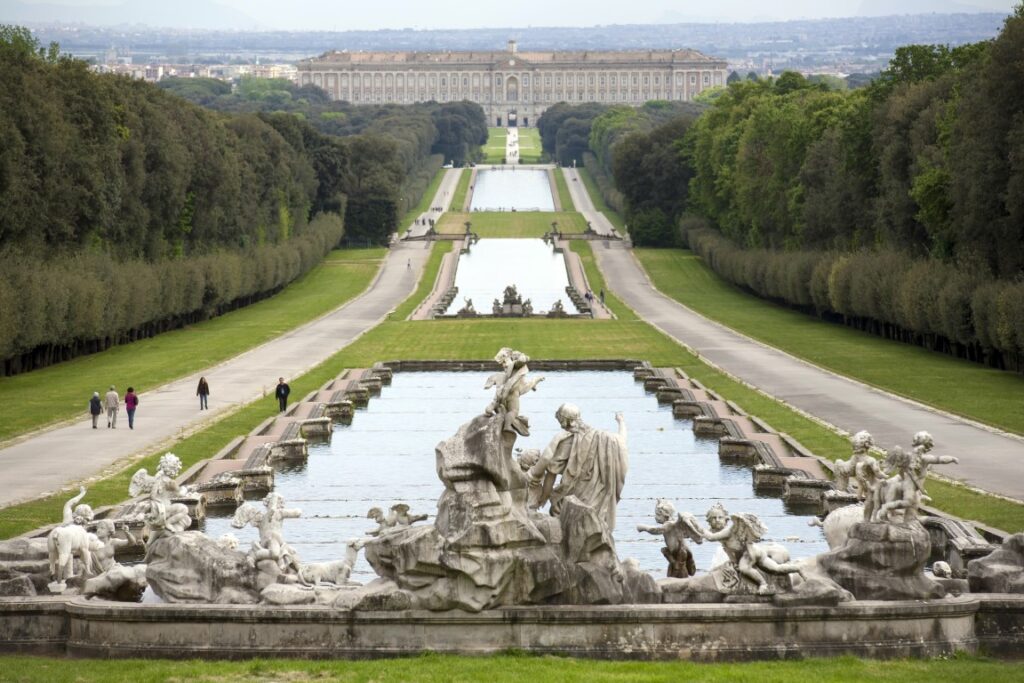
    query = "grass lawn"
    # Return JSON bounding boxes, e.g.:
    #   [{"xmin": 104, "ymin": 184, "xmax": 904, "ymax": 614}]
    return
[
  {"xmin": 517, "ymin": 127, "xmax": 543, "ymax": 162},
  {"xmin": 484, "ymin": 127, "xmax": 507, "ymax": 163},
  {"xmin": 579, "ymin": 167, "xmax": 626, "ymax": 233},
  {"xmin": 449, "ymin": 168, "xmax": 471, "ymax": 212},
  {"xmin": 554, "ymin": 166, "xmax": 575, "ymax": 210},
  {"xmin": 399, "ymin": 167, "xmax": 445, "ymax": 235},
  {"xmin": 634, "ymin": 249, "xmax": 1024, "ymax": 437},
  {"xmin": 439, "ymin": 211, "xmax": 587, "ymax": 238},
  {"xmin": 394, "ymin": 241, "xmax": 453, "ymax": 320},
  {"xmin": 1, "ymin": 653, "xmax": 1021, "ymax": 682},
  {"xmin": 0, "ymin": 248, "xmax": 385, "ymax": 446}
]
